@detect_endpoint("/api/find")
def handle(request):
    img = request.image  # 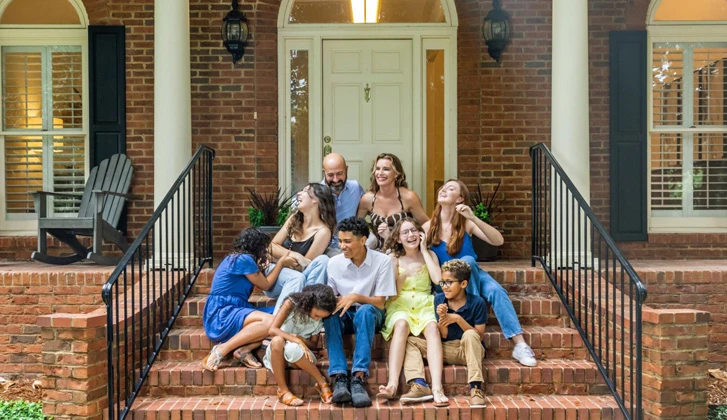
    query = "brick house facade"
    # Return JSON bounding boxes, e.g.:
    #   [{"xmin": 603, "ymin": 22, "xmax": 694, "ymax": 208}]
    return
[{"xmin": 1, "ymin": 0, "xmax": 725, "ymax": 261}]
